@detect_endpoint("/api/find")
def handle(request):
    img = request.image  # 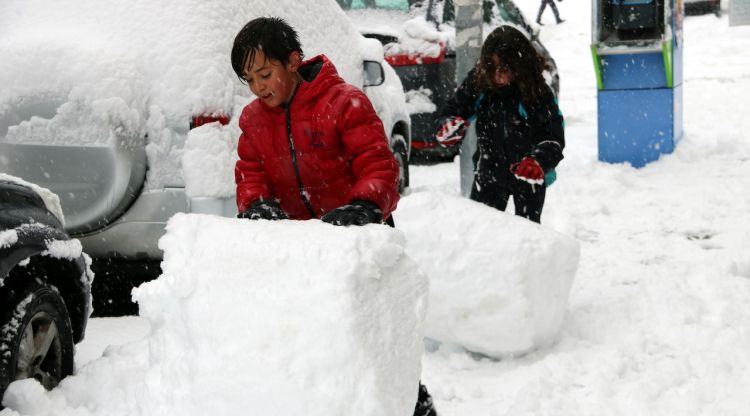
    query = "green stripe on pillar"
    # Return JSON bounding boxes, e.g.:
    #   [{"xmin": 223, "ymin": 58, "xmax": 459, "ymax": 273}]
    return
[
  {"xmin": 662, "ymin": 41, "xmax": 673, "ymax": 88},
  {"xmin": 591, "ymin": 44, "xmax": 604, "ymax": 90}
]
